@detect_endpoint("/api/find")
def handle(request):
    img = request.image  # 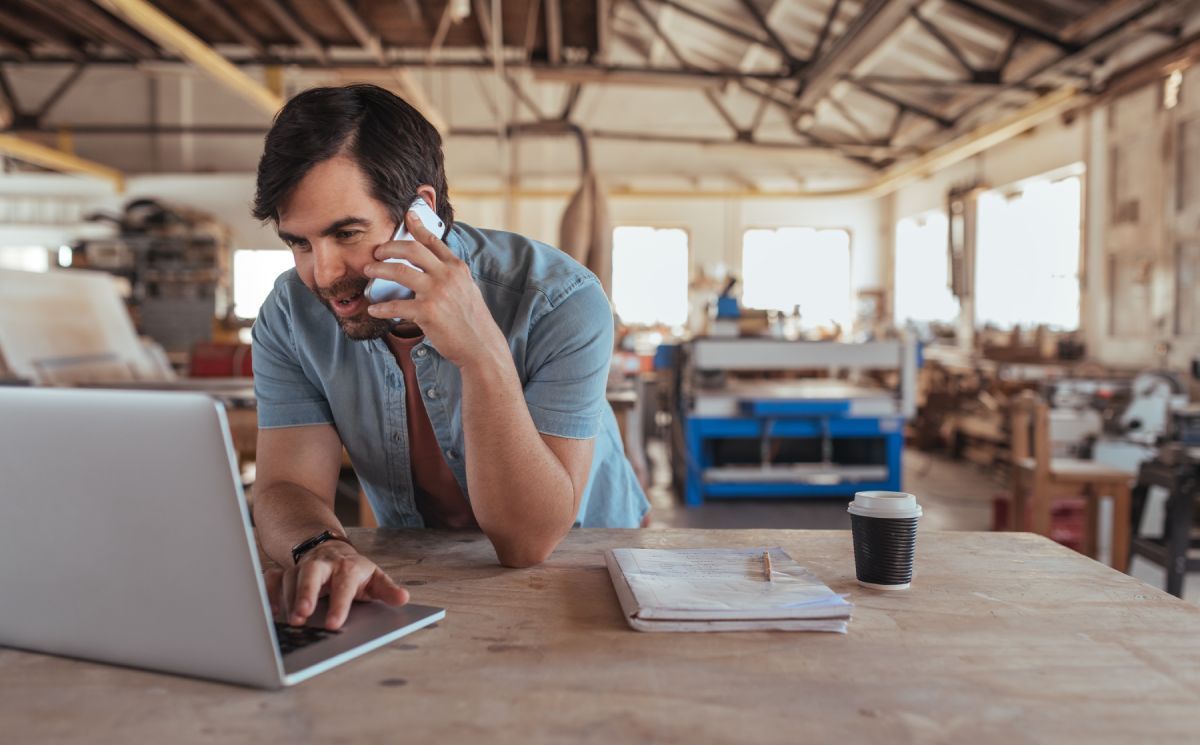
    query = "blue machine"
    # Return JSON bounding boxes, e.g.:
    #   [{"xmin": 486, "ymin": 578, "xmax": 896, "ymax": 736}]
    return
[{"xmin": 677, "ymin": 338, "xmax": 918, "ymax": 506}]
